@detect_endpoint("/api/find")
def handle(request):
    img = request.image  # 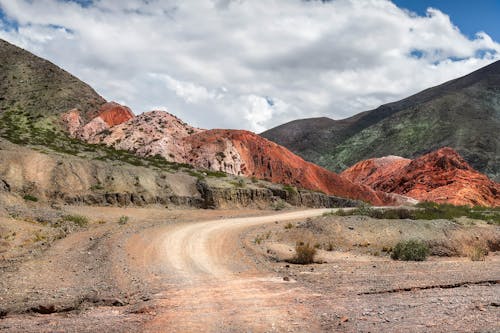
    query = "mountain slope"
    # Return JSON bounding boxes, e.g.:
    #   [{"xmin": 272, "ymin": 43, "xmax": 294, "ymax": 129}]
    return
[
  {"xmin": 261, "ymin": 61, "xmax": 500, "ymax": 181},
  {"xmin": 0, "ymin": 39, "xmax": 105, "ymax": 122},
  {"xmin": 341, "ymin": 148, "xmax": 500, "ymax": 207}
]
